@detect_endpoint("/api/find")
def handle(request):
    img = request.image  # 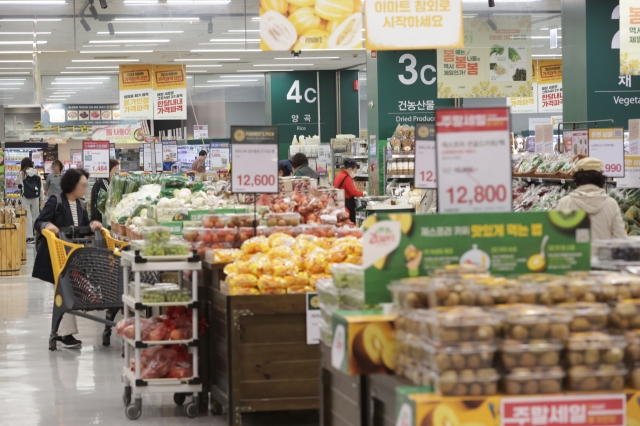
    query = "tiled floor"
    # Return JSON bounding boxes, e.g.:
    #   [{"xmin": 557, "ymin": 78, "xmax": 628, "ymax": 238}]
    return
[{"xmin": 0, "ymin": 247, "xmax": 319, "ymax": 426}]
